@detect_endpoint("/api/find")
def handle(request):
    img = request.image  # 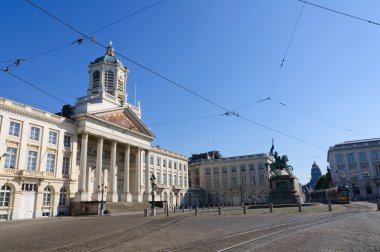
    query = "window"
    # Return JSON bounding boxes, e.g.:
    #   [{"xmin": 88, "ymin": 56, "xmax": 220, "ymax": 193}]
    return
[
  {"xmin": 59, "ymin": 188, "xmax": 67, "ymax": 206},
  {"xmin": 163, "ymin": 172, "xmax": 167, "ymax": 184},
  {"xmin": 375, "ymin": 163, "xmax": 380, "ymax": 176},
  {"xmin": 92, "ymin": 70, "xmax": 100, "ymax": 89},
  {"xmin": 223, "ymin": 177, "xmax": 228, "ymax": 187},
  {"xmin": 370, "ymin": 151, "xmax": 380, "ymax": 161},
  {"xmin": 169, "ymin": 174, "xmax": 172, "ymax": 185},
  {"xmin": 184, "ymin": 176, "xmax": 187, "ymax": 187},
  {"xmin": 361, "ymin": 163, "xmax": 369, "ymax": 177},
  {"xmin": 169, "ymin": 160, "xmax": 172, "ymax": 168},
  {"xmin": 240, "ymin": 165, "xmax": 246, "ymax": 172},
  {"xmin": 163, "ymin": 159, "xmax": 167, "ymax": 168},
  {"xmin": 174, "ymin": 162, "xmax": 177, "ymax": 169},
  {"xmin": 214, "ymin": 167, "xmax": 219, "ymax": 174},
  {"xmin": 350, "ymin": 169, "xmax": 358, "ymax": 179},
  {"xmin": 179, "ymin": 163, "xmax": 182, "ymax": 170},
  {"xmin": 43, "ymin": 187, "xmax": 52, "ymax": 206},
  {"xmin": 249, "ymin": 164, "xmax": 255, "ymax": 171},
  {"xmin": 258, "ymin": 163, "xmax": 265, "ymax": 170},
  {"xmin": 205, "ymin": 168, "xmax": 210, "ymax": 175},
  {"xmin": 27, "ymin": 151, "xmax": 37, "ymax": 171},
  {"xmin": 46, "ymin": 154, "xmax": 55, "ymax": 173},
  {"xmin": 64, "ymin": 135, "xmax": 71, "ymax": 148},
  {"xmin": 231, "ymin": 166, "xmax": 236, "ymax": 173},
  {"xmin": 150, "ymin": 156, "xmax": 154, "ymax": 165},
  {"xmin": 339, "ymin": 171, "xmax": 346, "ymax": 179},
  {"xmin": 206, "ymin": 178, "xmax": 211, "ymax": 188},
  {"xmin": 62, "ymin": 156, "xmax": 70, "ymax": 175},
  {"xmin": 222, "ymin": 167, "xmax": 227, "ymax": 174},
  {"xmin": 30, "ymin": 127, "xmax": 40, "ymax": 141},
  {"xmin": 183, "ymin": 165, "xmax": 186, "ymax": 171},
  {"xmin": 241, "ymin": 177, "xmax": 247, "ymax": 185},
  {"xmin": 9, "ymin": 121, "xmax": 20, "ymax": 137},
  {"xmin": 157, "ymin": 157, "xmax": 161, "ymax": 167},
  {"xmin": 335, "ymin": 154, "xmax": 344, "ymax": 164},
  {"xmin": 49, "ymin": 131, "xmax": 58, "ymax": 145},
  {"xmin": 0, "ymin": 185, "xmax": 11, "ymax": 207},
  {"xmin": 117, "ymin": 74, "xmax": 124, "ymax": 101},
  {"xmin": 174, "ymin": 175, "xmax": 177, "ymax": 186},
  {"xmin": 250, "ymin": 175, "xmax": 256, "ymax": 185},
  {"xmin": 346, "ymin": 153, "xmax": 355, "ymax": 163},
  {"xmin": 358, "ymin": 152, "xmax": 367, "ymax": 162},
  {"xmin": 259, "ymin": 174, "xmax": 265, "ymax": 184},
  {"xmin": 232, "ymin": 176, "xmax": 237, "ymax": 186},
  {"xmin": 4, "ymin": 147, "xmax": 17, "ymax": 168},
  {"xmin": 157, "ymin": 171, "xmax": 161, "ymax": 184},
  {"xmin": 105, "ymin": 70, "xmax": 114, "ymax": 95}
]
